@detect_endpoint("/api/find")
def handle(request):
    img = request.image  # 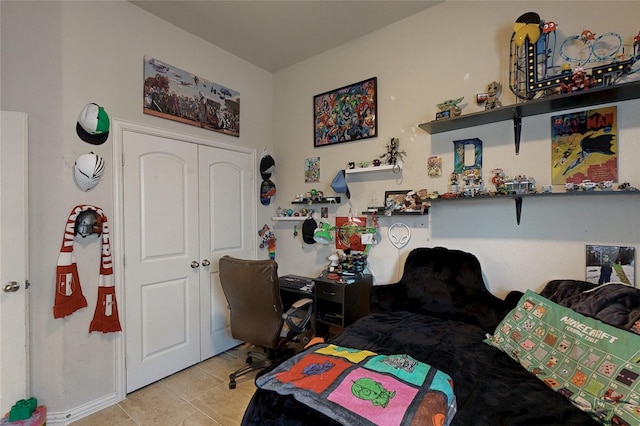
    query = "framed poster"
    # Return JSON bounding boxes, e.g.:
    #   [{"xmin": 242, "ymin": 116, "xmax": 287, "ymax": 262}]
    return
[
  {"xmin": 313, "ymin": 77, "xmax": 377, "ymax": 147},
  {"xmin": 585, "ymin": 245, "xmax": 635, "ymax": 287},
  {"xmin": 551, "ymin": 106, "xmax": 617, "ymax": 185},
  {"xmin": 143, "ymin": 56, "xmax": 240, "ymax": 137}
]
